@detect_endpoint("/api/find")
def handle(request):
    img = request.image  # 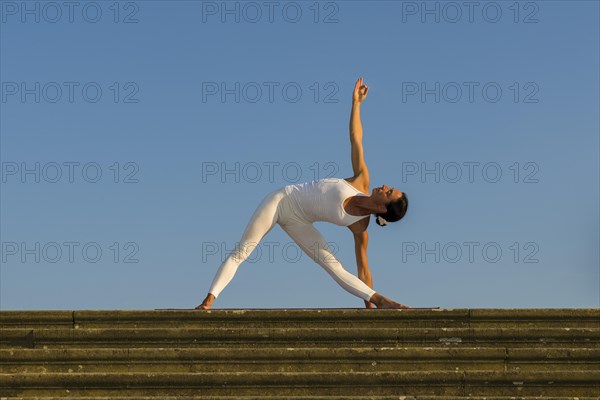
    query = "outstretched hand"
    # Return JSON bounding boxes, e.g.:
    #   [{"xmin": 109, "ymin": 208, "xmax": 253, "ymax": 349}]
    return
[{"xmin": 352, "ymin": 77, "xmax": 369, "ymax": 104}]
